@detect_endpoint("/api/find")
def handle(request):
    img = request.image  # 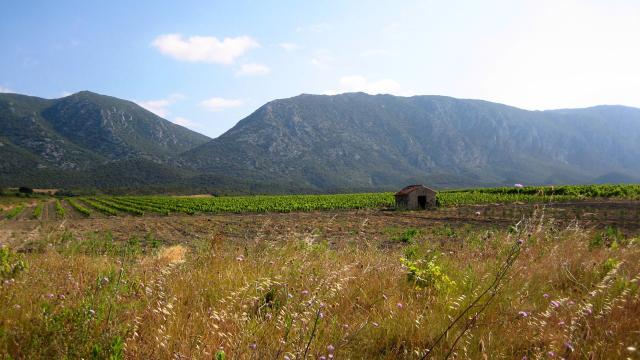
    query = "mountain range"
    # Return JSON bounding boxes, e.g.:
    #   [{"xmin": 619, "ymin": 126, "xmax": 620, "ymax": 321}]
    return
[{"xmin": 1, "ymin": 91, "xmax": 639, "ymax": 193}]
